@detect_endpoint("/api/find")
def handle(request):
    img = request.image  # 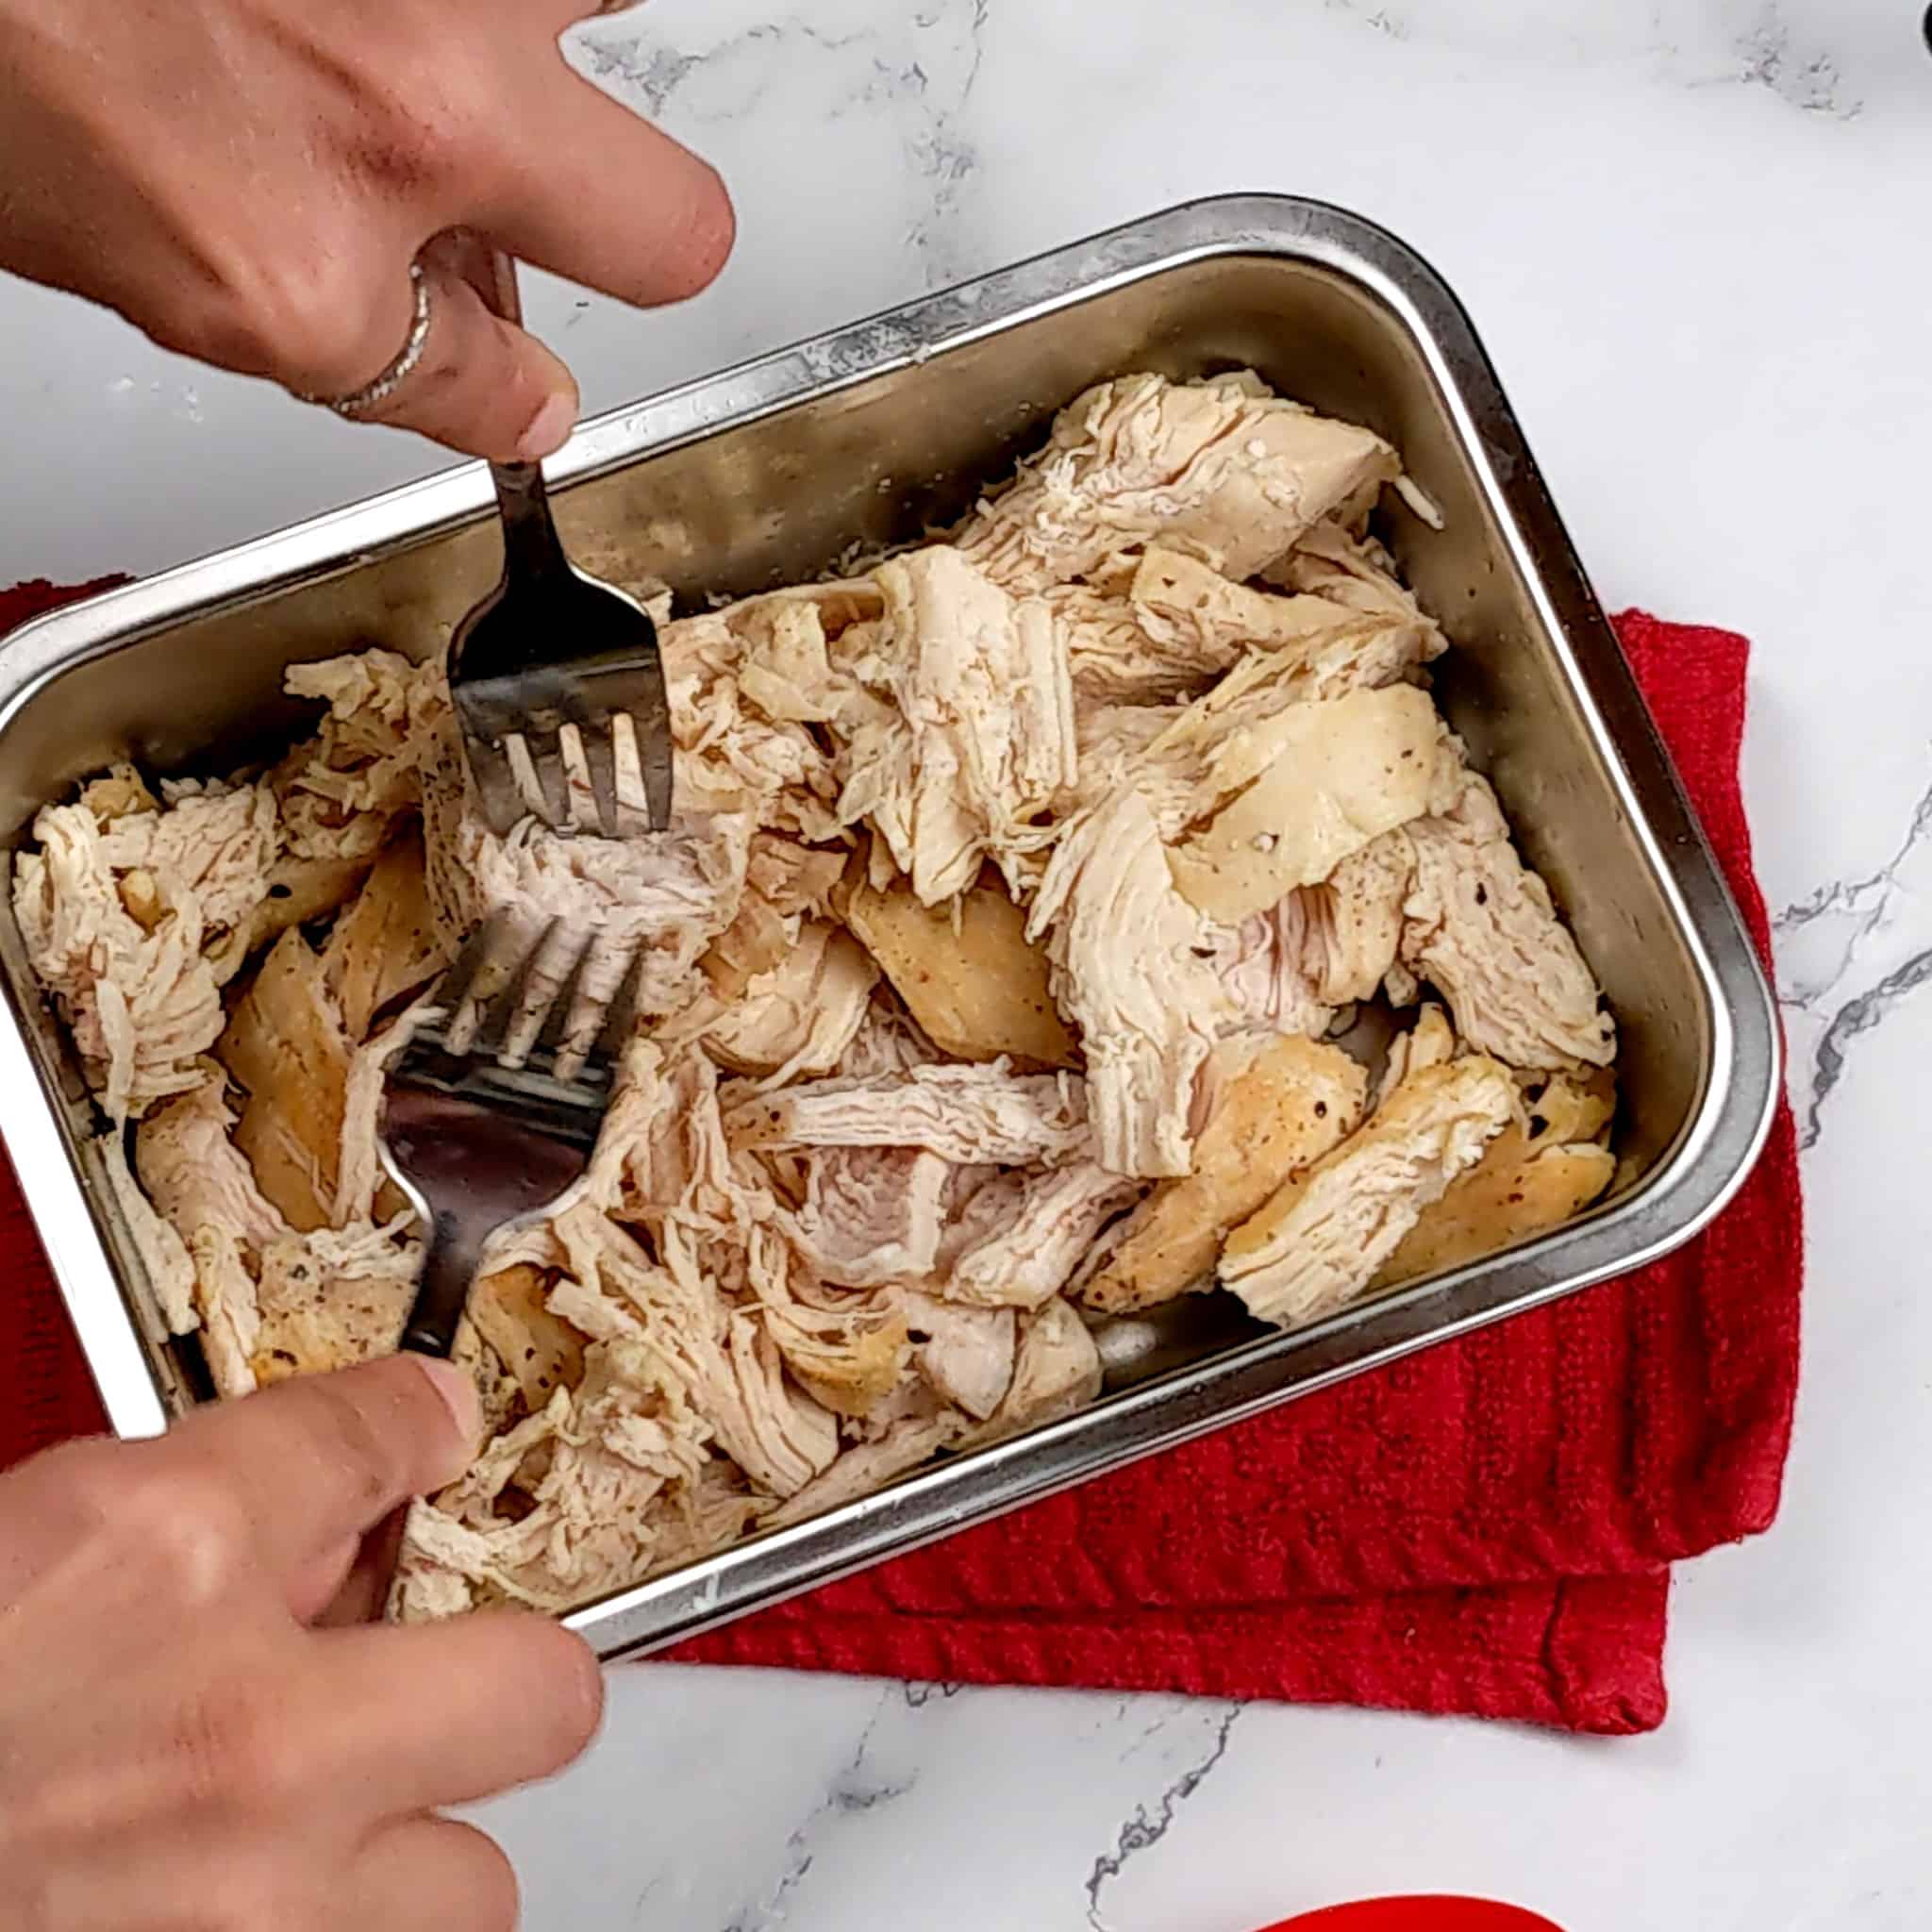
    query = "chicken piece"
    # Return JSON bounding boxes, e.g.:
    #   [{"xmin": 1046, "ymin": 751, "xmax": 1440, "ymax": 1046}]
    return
[
  {"xmin": 1220, "ymin": 1056, "xmax": 1520, "ymax": 1328},
  {"xmin": 836, "ymin": 547, "xmax": 1075, "ymax": 904},
  {"xmin": 841, "ymin": 862, "xmax": 1079, "ymax": 1070},
  {"xmin": 699, "ymin": 836, "xmax": 846, "ymax": 1000},
  {"xmin": 322, "ymin": 828, "xmax": 451, "ymax": 1039},
  {"xmin": 744, "ymin": 1195, "xmax": 913, "ymax": 1416},
  {"xmin": 1268, "ymin": 520, "xmax": 1446, "ymax": 647},
  {"xmin": 958, "ymin": 1298, "xmax": 1105, "ymax": 1449},
  {"xmin": 97, "ymin": 1127, "xmax": 197, "ymax": 1336},
  {"xmin": 580, "ymin": 1041, "xmax": 767, "ymax": 1238},
  {"xmin": 651, "ymin": 607, "xmax": 845, "ymax": 840},
  {"xmin": 249, "ymin": 1224, "xmax": 418, "ymax": 1383},
  {"xmin": 467, "ymin": 1264, "xmax": 590, "ymax": 1407},
  {"xmin": 327, "ymin": 1011, "xmax": 414, "ymax": 1228},
  {"xmin": 1399, "ymin": 769, "xmax": 1616, "ymax": 1070},
  {"xmin": 718, "ymin": 1308, "xmax": 842, "ymax": 1497},
  {"xmin": 1209, "ymin": 898, "xmax": 1333, "ymax": 1041},
  {"xmin": 1079, "ymin": 1035, "xmax": 1369, "ymax": 1315},
  {"xmin": 136, "ymin": 1077, "xmax": 289, "ymax": 1255},
  {"xmin": 207, "ymin": 851, "xmax": 375, "ymax": 984},
  {"xmin": 734, "ymin": 593, "xmax": 845, "ymax": 724},
  {"xmin": 1166, "ymin": 685, "xmax": 1452, "ymax": 924},
  {"xmin": 785, "ymin": 1145, "xmax": 951, "ymax": 1289},
  {"xmin": 97, "ymin": 781, "xmax": 279, "ymax": 944},
  {"xmin": 765, "ymin": 1395, "xmax": 971, "ymax": 1529},
  {"xmin": 77, "ymin": 764, "xmax": 159, "ymax": 824},
  {"xmin": 551, "ymin": 1208, "xmax": 839, "ymax": 1503},
  {"xmin": 1293, "ymin": 830, "xmax": 1415, "ymax": 1007},
  {"xmin": 1052, "ymin": 548, "xmax": 1414, "ymax": 704},
  {"xmin": 1522, "ymin": 1065, "xmax": 1616, "ymax": 1145},
  {"xmin": 900, "ymin": 1289, "xmax": 1016, "ymax": 1420},
  {"xmin": 1372, "ymin": 1061, "xmax": 1615, "ymax": 1288},
  {"xmin": 830, "ymin": 994, "xmax": 941, "ymax": 1081},
  {"xmin": 702, "ymin": 921, "xmax": 876, "ymax": 1084},
  {"xmin": 1376, "ymin": 1135, "xmax": 1615, "ymax": 1288},
  {"xmin": 432, "ymin": 796, "xmax": 755, "ymax": 1031},
  {"xmin": 13, "ymin": 802, "xmax": 225, "ymax": 1120},
  {"xmin": 274, "ymin": 650, "xmax": 433, "ymax": 861},
  {"xmin": 1098, "ymin": 618, "xmax": 1447, "ymax": 843},
  {"xmin": 1071, "ymin": 702, "xmax": 1187, "ymax": 809},
  {"xmin": 1374, "ymin": 1001, "xmax": 1457, "ymax": 1105},
  {"xmin": 1048, "ymin": 549, "xmax": 1367, "ymax": 704},
  {"xmin": 946, "ymin": 1159, "xmax": 1144, "ymax": 1310},
  {"xmin": 1028, "ymin": 787, "xmax": 1233, "ymax": 1177},
  {"xmin": 217, "ymin": 929, "xmax": 355, "ymax": 1232},
  {"xmin": 958, "ymin": 373, "xmax": 1399, "ymax": 592},
  {"xmin": 727, "ymin": 1061, "xmax": 1092, "ymax": 1167},
  {"xmin": 189, "ymin": 1223, "xmax": 263, "ymax": 1398},
  {"xmin": 764, "ymin": 1299, "xmax": 912, "ymax": 1421},
  {"xmin": 1047, "ymin": 583, "xmax": 1207, "ymax": 704},
  {"xmin": 395, "ymin": 1337, "xmax": 729, "ymax": 1614}
]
